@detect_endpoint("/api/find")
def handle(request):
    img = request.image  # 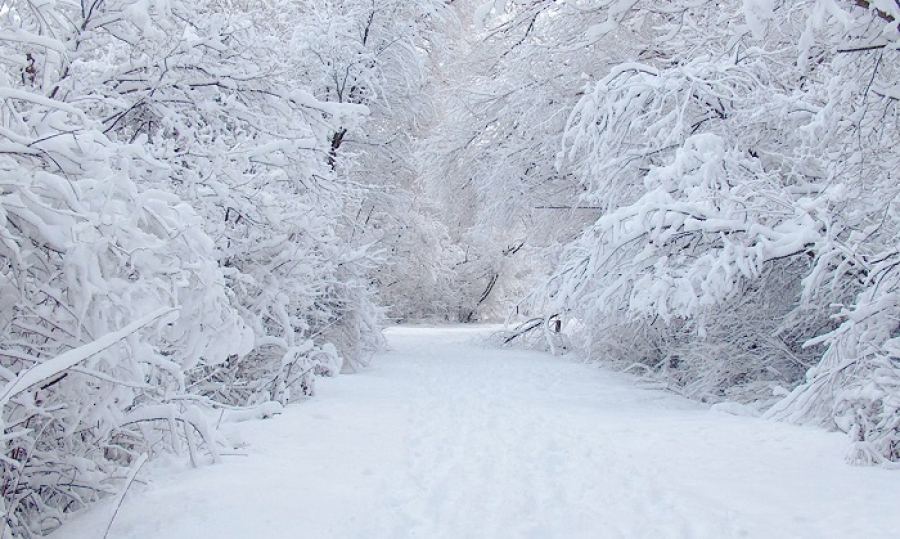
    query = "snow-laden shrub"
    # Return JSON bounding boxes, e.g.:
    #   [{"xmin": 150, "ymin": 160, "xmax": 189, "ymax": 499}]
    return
[
  {"xmin": 0, "ymin": 125, "xmax": 251, "ymax": 534},
  {"xmin": 543, "ymin": 131, "xmax": 834, "ymax": 399},
  {"xmin": 566, "ymin": 259, "xmax": 830, "ymax": 405},
  {"xmin": 767, "ymin": 231, "xmax": 900, "ymax": 466}
]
